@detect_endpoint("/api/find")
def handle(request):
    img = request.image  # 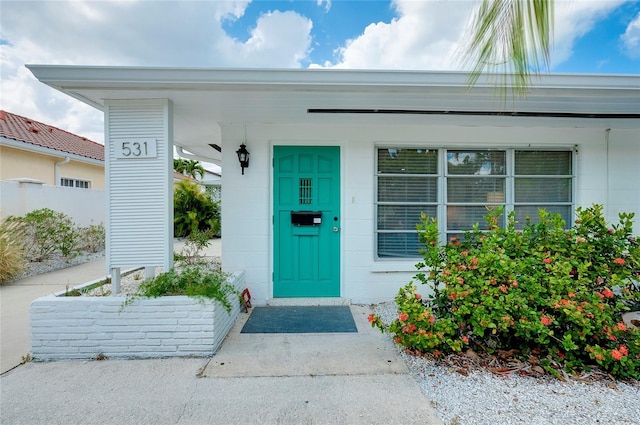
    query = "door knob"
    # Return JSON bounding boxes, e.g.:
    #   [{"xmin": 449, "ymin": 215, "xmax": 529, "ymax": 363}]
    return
[{"xmin": 333, "ymin": 226, "xmax": 339, "ymax": 232}]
